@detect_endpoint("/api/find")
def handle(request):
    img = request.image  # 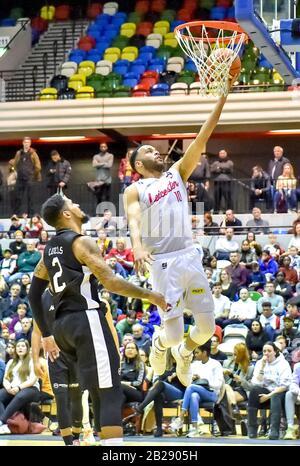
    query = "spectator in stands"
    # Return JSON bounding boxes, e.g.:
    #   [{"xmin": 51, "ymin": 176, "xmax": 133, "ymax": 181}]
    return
[
  {"xmin": 4, "ymin": 340, "xmax": 16, "ymax": 364},
  {"xmin": 118, "ymin": 148, "xmax": 140, "ymax": 192},
  {"xmin": 210, "ymin": 149, "xmax": 234, "ymax": 213},
  {"xmin": 0, "ymin": 284, "xmax": 23, "ymax": 325},
  {"xmin": 290, "ymin": 208, "xmax": 300, "ymax": 231},
  {"xmin": 274, "ymin": 271, "xmax": 293, "ymax": 301},
  {"xmin": 275, "ymin": 162, "xmax": 297, "ymax": 213},
  {"xmin": 171, "ymin": 341, "xmax": 224, "ymax": 438},
  {"xmin": 119, "ymin": 333, "xmax": 134, "ymax": 355},
  {"xmin": 0, "ymin": 249, "xmax": 16, "ymax": 283},
  {"xmin": 268, "ymin": 146, "xmax": 290, "ymax": 185},
  {"xmin": 283, "ymin": 362, "xmax": 300, "ymax": 440},
  {"xmin": 7, "ymin": 216, "xmax": 23, "ymax": 239},
  {"xmin": 8, "ymin": 241, "xmax": 41, "ymax": 285},
  {"xmin": 91, "ymin": 142, "xmax": 114, "ymax": 204},
  {"xmin": 240, "ymin": 240, "xmax": 258, "ymax": 268},
  {"xmin": 106, "ymin": 237, "xmax": 134, "ymax": 275},
  {"xmin": 130, "ymin": 351, "xmax": 185, "ymax": 438},
  {"xmin": 258, "ymin": 249, "xmax": 279, "ymax": 280},
  {"xmin": 8, "ymin": 303, "xmax": 28, "ymax": 337},
  {"xmin": 223, "ymin": 342, "xmax": 254, "ymax": 417},
  {"xmin": 189, "ymin": 152, "xmax": 210, "ymax": 184},
  {"xmin": 278, "ymin": 316, "xmax": 300, "ymax": 347},
  {"xmin": 15, "ymin": 317, "xmax": 32, "ymax": 344},
  {"xmin": 120, "ymin": 341, "xmax": 145, "ymax": 407},
  {"xmin": 203, "ymin": 212, "xmax": 219, "ymax": 235},
  {"xmin": 288, "ymin": 223, "xmax": 300, "ymax": 251},
  {"xmin": 210, "ymin": 335, "xmax": 227, "ymax": 365},
  {"xmin": 212, "ymin": 282, "xmax": 231, "ymax": 328},
  {"xmin": 116, "ymin": 310, "xmax": 138, "ymax": 341},
  {"xmin": 132, "ymin": 323, "xmax": 151, "ymax": 354},
  {"xmin": 215, "ymin": 227, "xmax": 239, "ymax": 260},
  {"xmin": 247, "ymin": 341, "xmax": 291, "ymax": 440},
  {"xmin": 220, "ymin": 209, "xmax": 243, "ymax": 233},
  {"xmin": 9, "ymin": 231, "xmax": 26, "ymax": 259},
  {"xmin": 24, "ymin": 214, "xmax": 43, "ymax": 239},
  {"xmin": 283, "ymin": 245, "xmax": 300, "ymax": 273},
  {"xmin": 46, "ymin": 150, "xmax": 72, "ymax": 196},
  {"xmin": 187, "ymin": 180, "xmax": 213, "ymax": 213},
  {"xmin": 12, "ymin": 136, "xmax": 42, "ymax": 216},
  {"xmin": 226, "ymin": 252, "xmax": 248, "ymax": 289},
  {"xmin": 280, "ymin": 257, "xmax": 298, "ymax": 288},
  {"xmin": 257, "ymin": 282, "xmax": 284, "ymax": 316},
  {"xmin": 0, "ymin": 339, "xmax": 40, "ymax": 434},
  {"xmin": 219, "ymin": 269, "xmax": 238, "ymax": 301},
  {"xmin": 227, "ymin": 288, "xmax": 257, "ymax": 327},
  {"xmin": 96, "ymin": 228, "xmax": 113, "ymax": 257},
  {"xmin": 248, "ymin": 261, "xmax": 266, "ymax": 291},
  {"xmin": 36, "ymin": 230, "xmax": 50, "ymax": 254},
  {"xmin": 96, "ymin": 209, "xmax": 117, "ymax": 237},
  {"xmin": 259, "ymin": 302, "xmax": 280, "ymax": 340},
  {"xmin": 264, "ymin": 233, "xmax": 284, "ymax": 259},
  {"xmin": 249, "ymin": 165, "xmax": 271, "ymax": 210},
  {"xmin": 6, "ymin": 160, "xmax": 17, "ymax": 213},
  {"xmin": 19, "ymin": 274, "xmax": 31, "ymax": 300},
  {"xmin": 246, "ymin": 207, "xmax": 270, "ymax": 234},
  {"xmin": 246, "ymin": 319, "xmax": 269, "ymax": 362},
  {"xmin": 209, "ymin": 256, "xmax": 220, "ymax": 283}
]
